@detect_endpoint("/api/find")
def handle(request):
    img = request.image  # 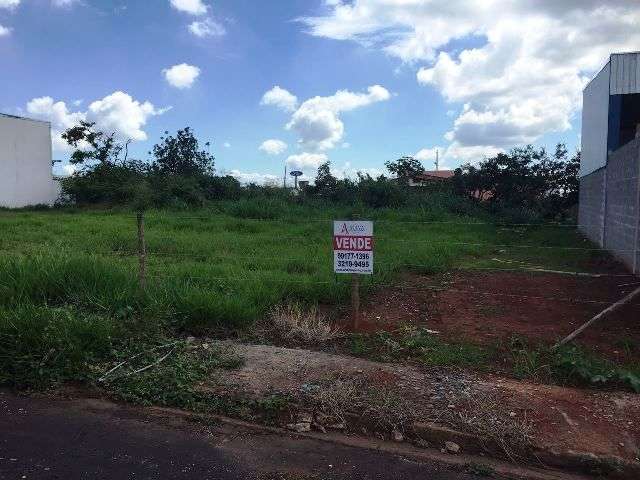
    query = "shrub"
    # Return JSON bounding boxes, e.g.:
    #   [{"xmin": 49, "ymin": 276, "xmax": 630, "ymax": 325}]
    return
[
  {"xmin": 61, "ymin": 162, "xmax": 147, "ymax": 205},
  {"xmin": 357, "ymin": 176, "xmax": 407, "ymax": 208},
  {"xmin": 0, "ymin": 305, "xmax": 118, "ymax": 388}
]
